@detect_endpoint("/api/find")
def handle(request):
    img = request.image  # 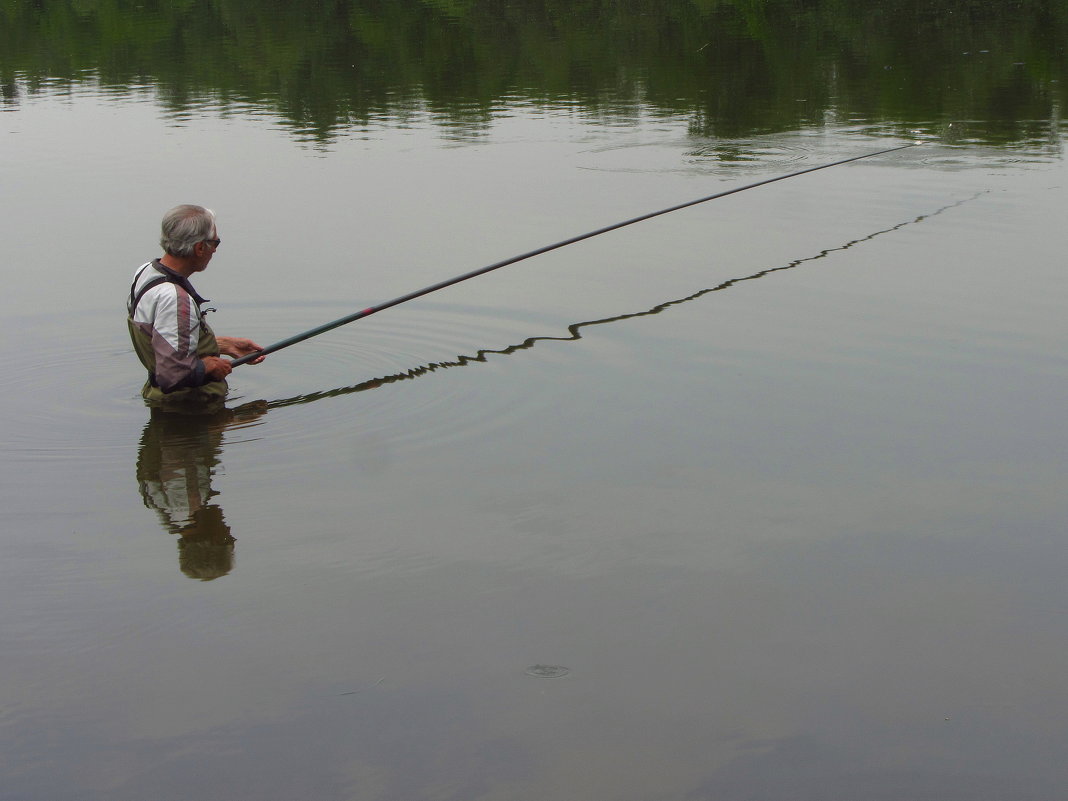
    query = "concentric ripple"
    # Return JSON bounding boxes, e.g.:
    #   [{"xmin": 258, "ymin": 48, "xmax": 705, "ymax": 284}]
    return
[
  {"xmin": 182, "ymin": 302, "xmax": 575, "ymax": 460},
  {"xmin": 2, "ymin": 304, "xmax": 577, "ymax": 471},
  {"xmin": 1, "ymin": 316, "xmax": 147, "ymax": 467},
  {"xmin": 578, "ymin": 135, "xmax": 819, "ymax": 176}
]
